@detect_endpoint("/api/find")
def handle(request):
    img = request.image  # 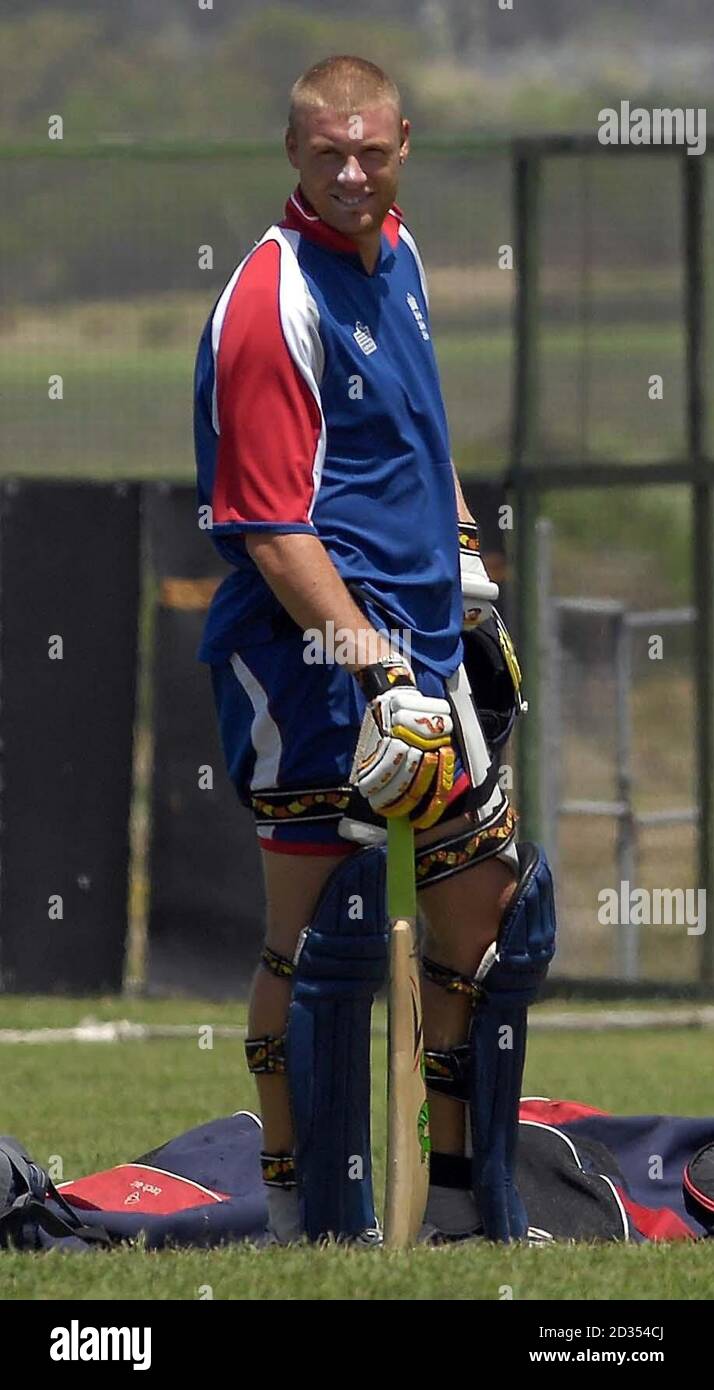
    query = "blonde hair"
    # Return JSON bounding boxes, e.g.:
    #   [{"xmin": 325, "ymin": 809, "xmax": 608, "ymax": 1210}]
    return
[{"xmin": 288, "ymin": 55, "xmax": 401, "ymax": 134}]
